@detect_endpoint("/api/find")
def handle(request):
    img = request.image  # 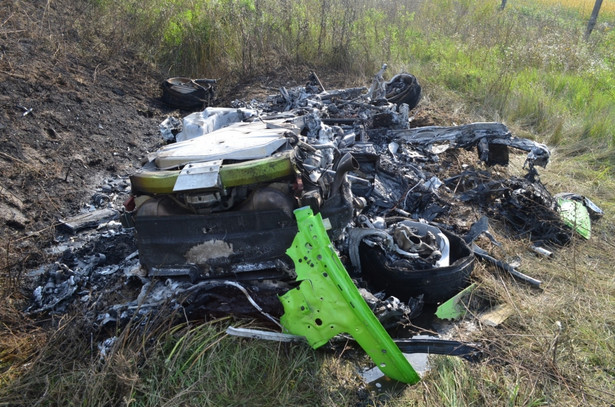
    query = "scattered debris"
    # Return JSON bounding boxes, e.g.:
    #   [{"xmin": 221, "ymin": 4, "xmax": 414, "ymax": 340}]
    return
[
  {"xmin": 555, "ymin": 192, "xmax": 604, "ymax": 220},
  {"xmin": 226, "ymin": 326, "xmax": 305, "ymax": 343},
  {"xmin": 531, "ymin": 244, "xmax": 553, "ymax": 258},
  {"xmin": 389, "ymin": 122, "xmax": 549, "ymax": 169},
  {"xmin": 394, "ymin": 337, "xmax": 482, "ymax": 362},
  {"xmin": 356, "ymin": 220, "xmax": 474, "ymax": 303},
  {"xmin": 478, "ymin": 304, "xmax": 514, "ymax": 327},
  {"xmin": 160, "ymin": 77, "xmax": 216, "ymax": 110},
  {"xmin": 556, "ymin": 195, "xmax": 592, "ymax": 239},
  {"xmin": 359, "ymin": 335, "xmax": 482, "ymax": 386},
  {"xmin": 464, "ymin": 216, "xmax": 543, "ymax": 287},
  {"xmin": 472, "ymin": 244, "xmax": 542, "ymax": 288},
  {"xmin": 98, "ymin": 336, "xmax": 118, "ymax": 359},
  {"xmin": 173, "ymin": 107, "xmax": 257, "ymax": 142},
  {"xmin": 58, "ymin": 208, "xmax": 118, "ymax": 233},
  {"xmin": 159, "ymin": 116, "xmax": 182, "ymax": 143},
  {"xmin": 25, "ymin": 69, "xmax": 604, "ymax": 384},
  {"xmin": 17, "ymin": 104, "xmax": 33, "ymax": 117},
  {"xmin": 359, "ymin": 288, "xmax": 423, "ymax": 329}
]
